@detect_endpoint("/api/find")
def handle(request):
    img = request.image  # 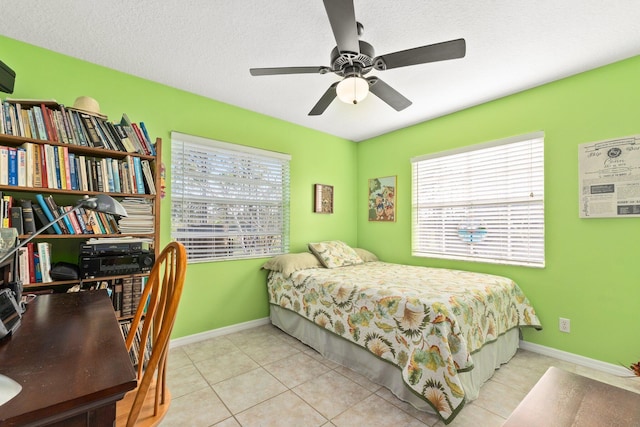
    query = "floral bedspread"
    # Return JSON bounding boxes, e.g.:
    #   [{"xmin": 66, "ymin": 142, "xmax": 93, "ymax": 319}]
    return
[{"xmin": 267, "ymin": 262, "xmax": 541, "ymax": 424}]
